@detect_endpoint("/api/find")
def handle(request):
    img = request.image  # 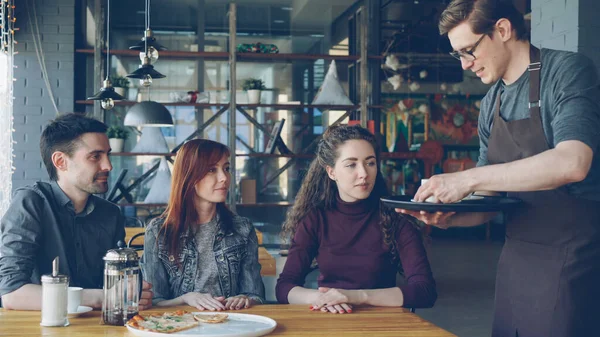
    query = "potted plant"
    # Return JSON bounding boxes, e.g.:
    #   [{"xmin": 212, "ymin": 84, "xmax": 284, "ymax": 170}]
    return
[
  {"xmin": 106, "ymin": 126, "xmax": 129, "ymax": 152},
  {"xmin": 241, "ymin": 78, "xmax": 266, "ymax": 104},
  {"xmin": 110, "ymin": 75, "xmax": 130, "ymax": 97}
]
